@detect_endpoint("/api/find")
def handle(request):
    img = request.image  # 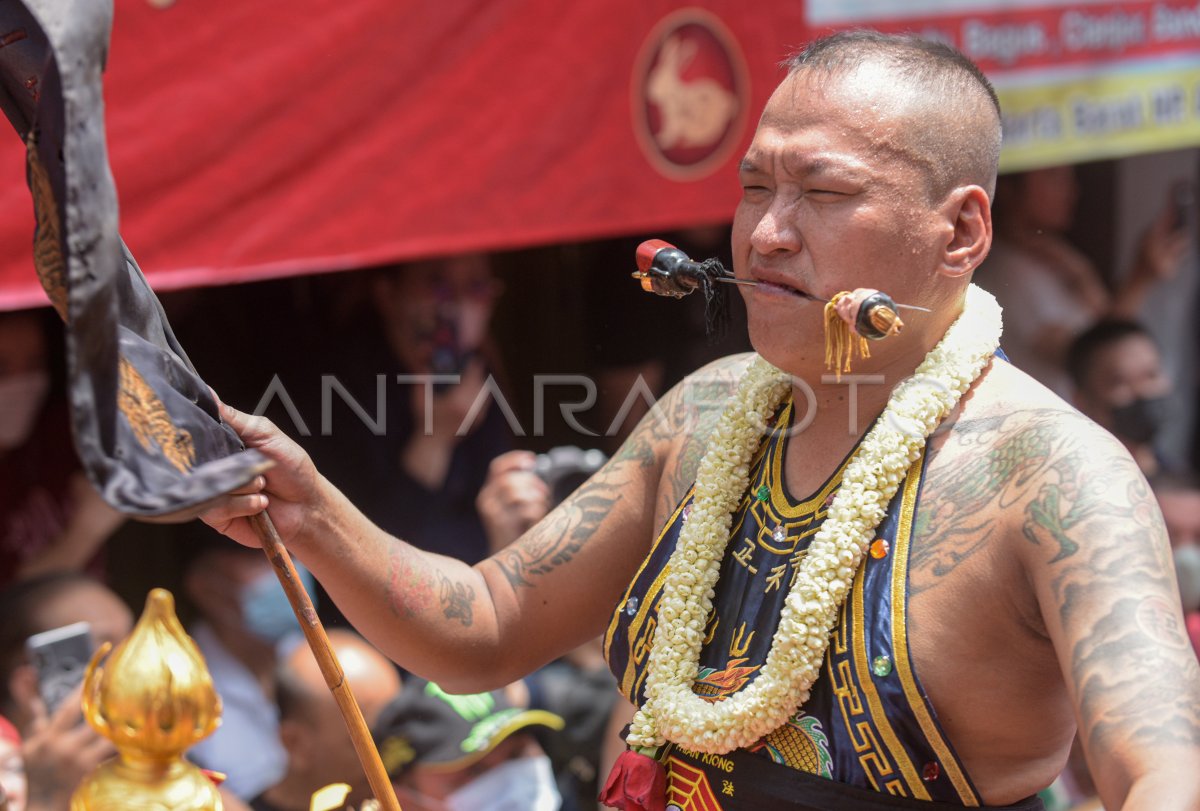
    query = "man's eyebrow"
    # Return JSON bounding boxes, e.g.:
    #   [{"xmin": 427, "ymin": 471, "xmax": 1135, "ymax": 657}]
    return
[
  {"xmin": 786, "ymin": 154, "xmax": 863, "ymax": 178},
  {"xmin": 739, "ymin": 153, "xmax": 862, "ymax": 178}
]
